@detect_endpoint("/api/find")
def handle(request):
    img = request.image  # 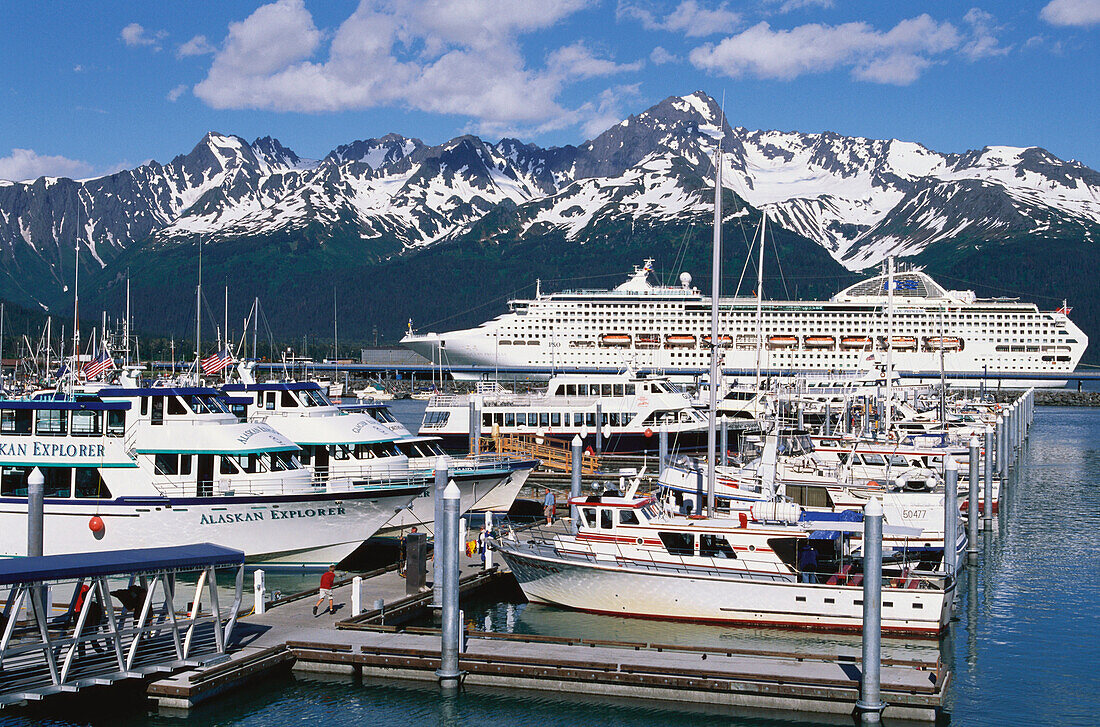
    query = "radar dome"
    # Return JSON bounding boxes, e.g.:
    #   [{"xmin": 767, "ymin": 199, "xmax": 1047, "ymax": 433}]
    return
[{"xmin": 679, "ymin": 272, "xmax": 692, "ymax": 287}]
